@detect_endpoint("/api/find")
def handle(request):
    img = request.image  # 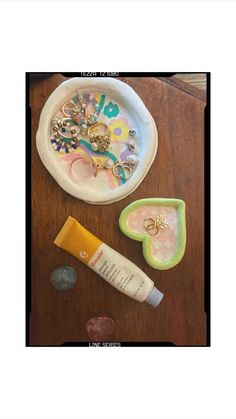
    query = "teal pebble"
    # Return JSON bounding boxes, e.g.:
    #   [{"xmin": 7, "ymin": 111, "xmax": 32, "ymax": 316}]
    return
[{"xmin": 50, "ymin": 266, "xmax": 77, "ymax": 291}]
